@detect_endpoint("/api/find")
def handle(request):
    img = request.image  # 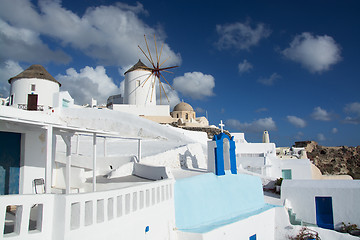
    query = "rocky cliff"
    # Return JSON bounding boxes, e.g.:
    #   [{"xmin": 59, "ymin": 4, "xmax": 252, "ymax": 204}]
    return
[{"xmin": 295, "ymin": 141, "xmax": 360, "ymax": 179}]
